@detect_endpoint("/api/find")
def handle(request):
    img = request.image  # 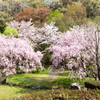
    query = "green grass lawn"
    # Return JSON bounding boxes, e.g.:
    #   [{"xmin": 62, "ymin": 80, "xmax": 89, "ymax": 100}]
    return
[
  {"xmin": 0, "ymin": 70, "xmax": 94, "ymax": 99},
  {"xmin": 4, "ymin": 70, "xmax": 94, "ymax": 88},
  {"xmin": 3, "ymin": 71, "xmax": 72, "ymax": 88},
  {"xmin": 0, "ymin": 85, "xmax": 33, "ymax": 100}
]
